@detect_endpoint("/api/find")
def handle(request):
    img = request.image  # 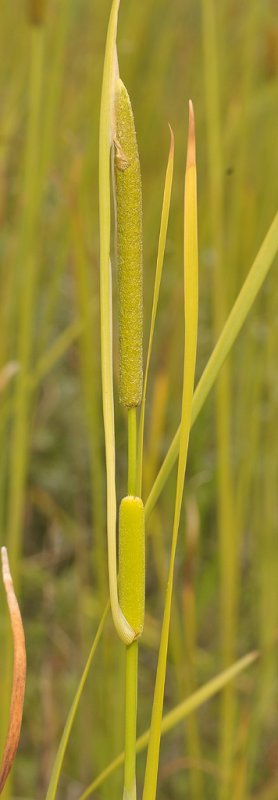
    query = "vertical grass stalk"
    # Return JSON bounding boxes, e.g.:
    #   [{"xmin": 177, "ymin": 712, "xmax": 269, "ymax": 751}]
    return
[
  {"xmin": 136, "ymin": 129, "xmax": 174, "ymax": 496},
  {"xmin": 201, "ymin": 2, "xmax": 237, "ymax": 790},
  {"xmin": 142, "ymin": 101, "xmax": 198, "ymax": 800}
]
